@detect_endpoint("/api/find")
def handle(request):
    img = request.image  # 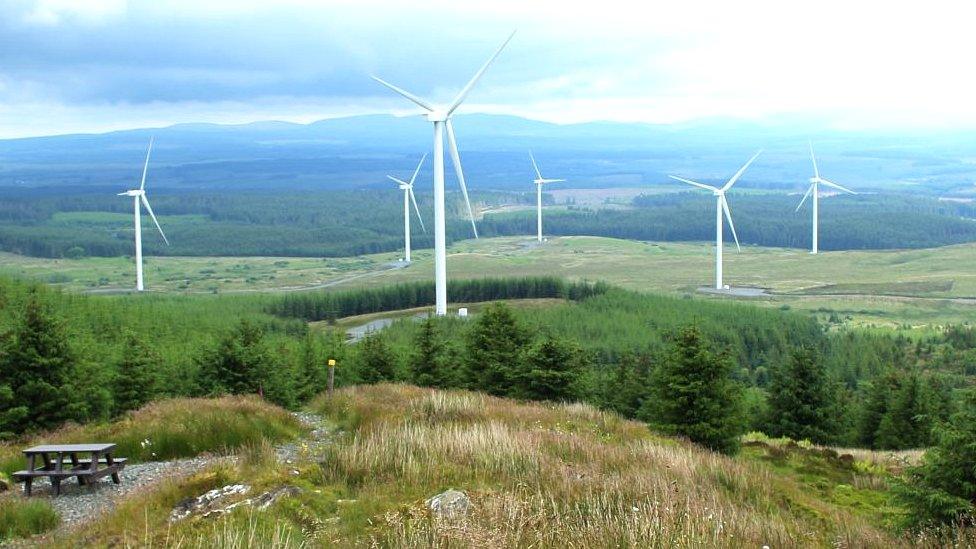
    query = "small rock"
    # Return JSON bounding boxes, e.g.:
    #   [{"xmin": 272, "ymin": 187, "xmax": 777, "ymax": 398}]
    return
[
  {"xmin": 170, "ymin": 484, "xmax": 251, "ymax": 522},
  {"xmin": 426, "ymin": 489, "xmax": 470, "ymax": 519},
  {"xmin": 254, "ymin": 485, "xmax": 303, "ymax": 510}
]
